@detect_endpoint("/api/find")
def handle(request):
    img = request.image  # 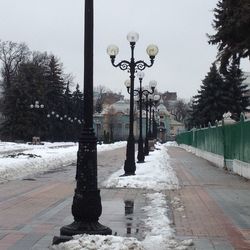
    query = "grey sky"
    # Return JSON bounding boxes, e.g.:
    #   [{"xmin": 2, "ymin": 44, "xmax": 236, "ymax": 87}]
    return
[{"xmin": 0, "ymin": 0, "xmax": 248, "ymax": 100}]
